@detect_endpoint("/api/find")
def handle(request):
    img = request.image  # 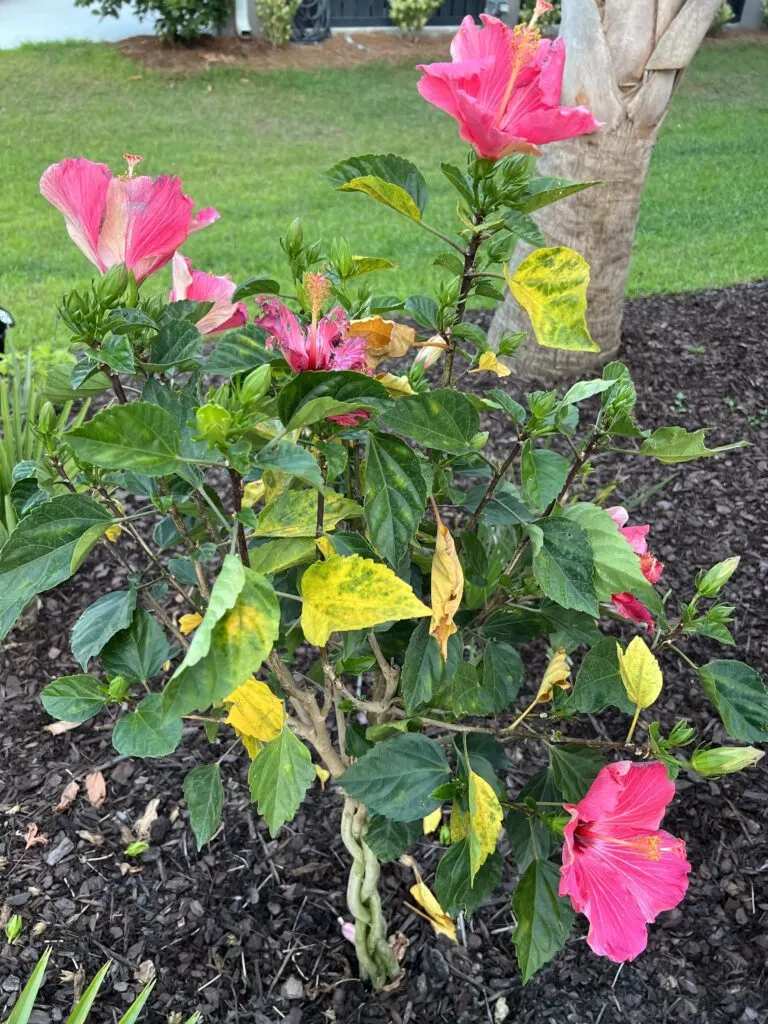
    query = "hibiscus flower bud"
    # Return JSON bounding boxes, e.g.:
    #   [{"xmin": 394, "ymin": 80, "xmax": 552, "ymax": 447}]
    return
[
  {"xmin": 695, "ymin": 556, "xmax": 740, "ymax": 598},
  {"xmin": 196, "ymin": 403, "xmax": 231, "ymax": 447},
  {"xmin": 690, "ymin": 745, "xmax": 764, "ymax": 777},
  {"xmin": 240, "ymin": 364, "xmax": 272, "ymax": 407}
]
